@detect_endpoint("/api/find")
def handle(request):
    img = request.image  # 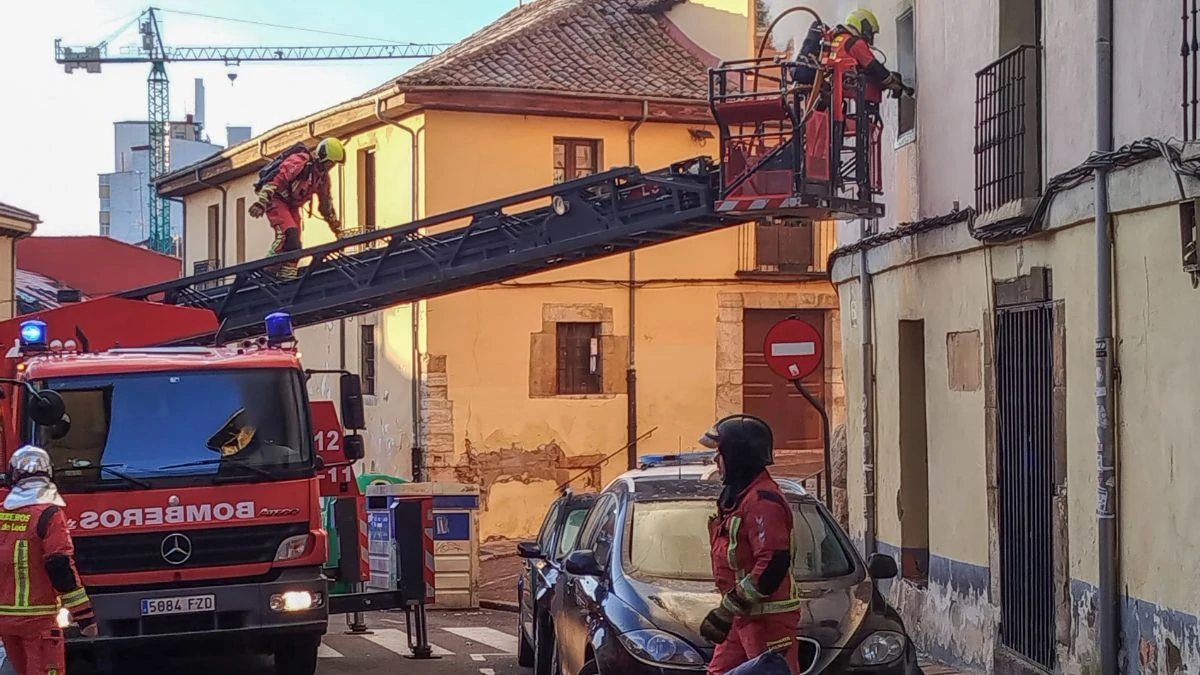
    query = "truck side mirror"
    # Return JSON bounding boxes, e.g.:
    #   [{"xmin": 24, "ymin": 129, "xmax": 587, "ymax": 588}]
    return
[
  {"xmin": 342, "ymin": 434, "xmax": 365, "ymax": 461},
  {"xmin": 28, "ymin": 390, "xmax": 66, "ymax": 427},
  {"xmin": 339, "ymin": 373, "xmax": 365, "ymax": 431}
]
